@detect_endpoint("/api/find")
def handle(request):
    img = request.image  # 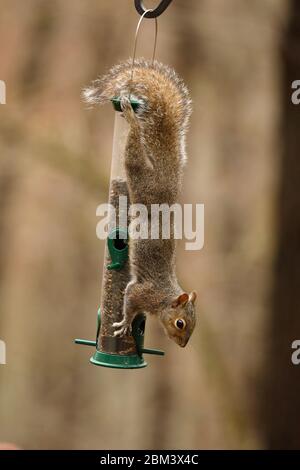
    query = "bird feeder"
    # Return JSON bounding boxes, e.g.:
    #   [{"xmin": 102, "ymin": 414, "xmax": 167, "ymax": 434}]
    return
[{"xmin": 75, "ymin": 98, "xmax": 164, "ymax": 369}]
